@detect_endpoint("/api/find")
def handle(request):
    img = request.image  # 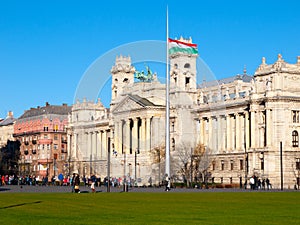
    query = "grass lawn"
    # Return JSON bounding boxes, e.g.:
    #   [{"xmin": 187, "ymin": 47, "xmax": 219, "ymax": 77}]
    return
[{"xmin": 0, "ymin": 192, "xmax": 299, "ymax": 224}]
